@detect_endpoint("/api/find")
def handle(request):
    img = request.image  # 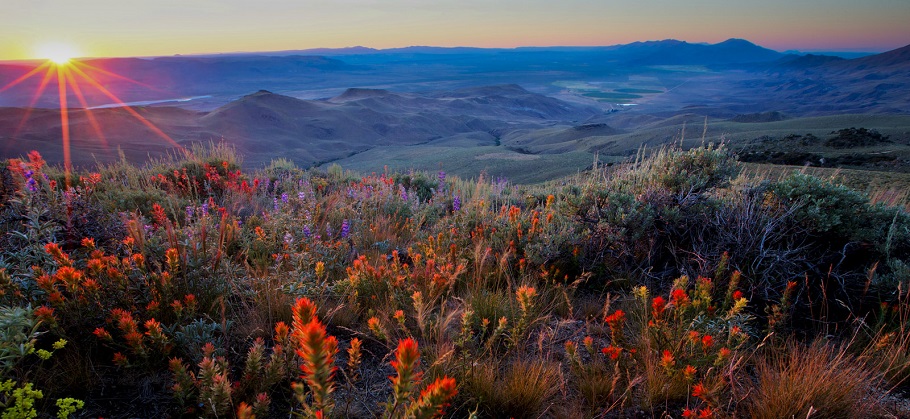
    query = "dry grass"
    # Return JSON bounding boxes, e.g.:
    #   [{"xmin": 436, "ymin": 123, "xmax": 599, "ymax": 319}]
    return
[
  {"xmin": 465, "ymin": 358, "xmax": 562, "ymax": 418},
  {"xmin": 745, "ymin": 341, "xmax": 886, "ymax": 419}
]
